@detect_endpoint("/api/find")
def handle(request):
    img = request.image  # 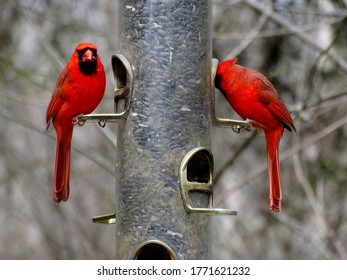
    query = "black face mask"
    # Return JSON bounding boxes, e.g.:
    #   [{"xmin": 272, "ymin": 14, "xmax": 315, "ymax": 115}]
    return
[{"xmin": 77, "ymin": 48, "xmax": 97, "ymax": 75}]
